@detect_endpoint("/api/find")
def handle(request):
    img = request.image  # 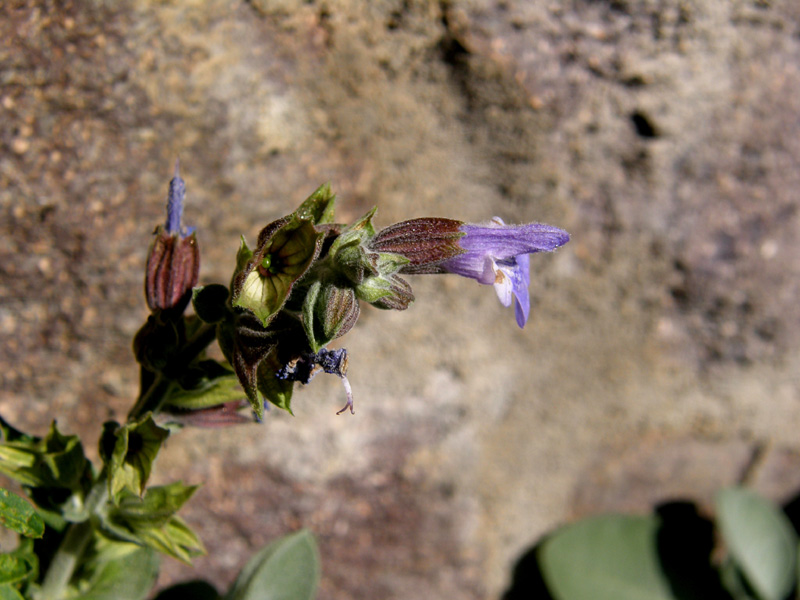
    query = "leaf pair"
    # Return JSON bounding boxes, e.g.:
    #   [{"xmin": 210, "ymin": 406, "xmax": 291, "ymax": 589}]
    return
[
  {"xmin": 99, "ymin": 417, "xmax": 203, "ymax": 564},
  {"xmin": 0, "ymin": 419, "xmax": 92, "ymax": 525},
  {"xmin": 100, "ymin": 484, "xmax": 204, "ymax": 565},
  {"xmin": 536, "ymin": 487, "xmax": 798, "ymax": 600}
]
